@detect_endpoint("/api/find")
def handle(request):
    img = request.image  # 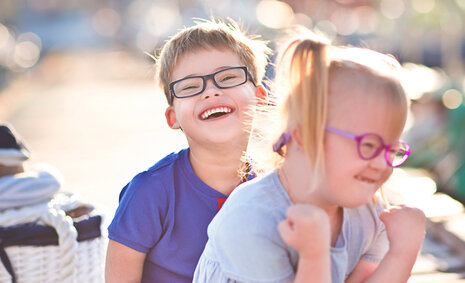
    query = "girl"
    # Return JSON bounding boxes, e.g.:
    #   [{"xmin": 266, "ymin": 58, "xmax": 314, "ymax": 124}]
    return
[{"xmin": 193, "ymin": 32, "xmax": 426, "ymax": 283}]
